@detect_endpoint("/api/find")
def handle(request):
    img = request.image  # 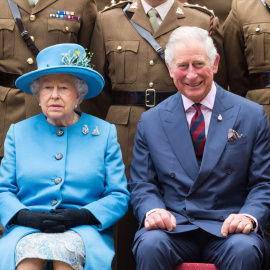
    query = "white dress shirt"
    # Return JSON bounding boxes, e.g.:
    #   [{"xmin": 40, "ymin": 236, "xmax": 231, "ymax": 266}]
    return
[{"xmin": 141, "ymin": 0, "xmax": 174, "ymax": 25}]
